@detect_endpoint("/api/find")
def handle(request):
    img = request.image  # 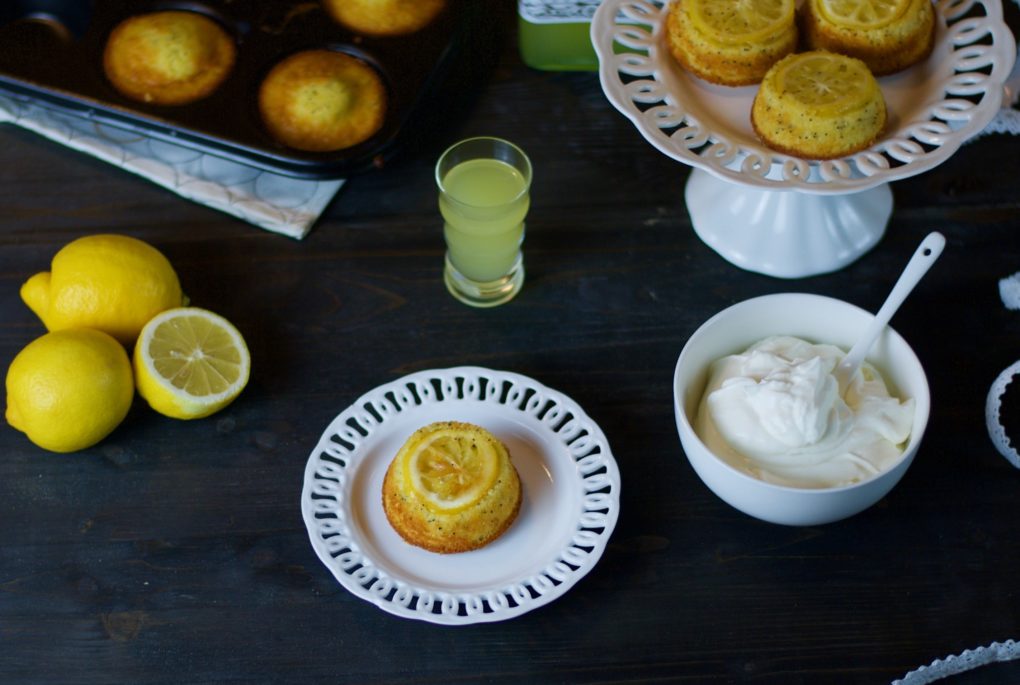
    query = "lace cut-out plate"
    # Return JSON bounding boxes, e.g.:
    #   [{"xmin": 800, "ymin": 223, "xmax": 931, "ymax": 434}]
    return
[
  {"xmin": 301, "ymin": 367, "xmax": 621, "ymax": 625},
  {"xmin": 592, "ymin": 0, "xmax": 1016, "ymax": 194}
]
